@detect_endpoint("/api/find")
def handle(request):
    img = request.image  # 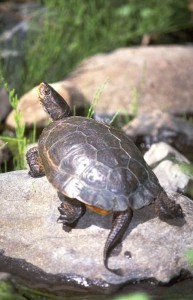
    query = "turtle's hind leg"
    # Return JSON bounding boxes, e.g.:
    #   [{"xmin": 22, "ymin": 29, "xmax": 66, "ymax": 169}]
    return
[
  {"xmin": 26, "ymin": 147, "xmax": 45, "ymax": 177},
  {"xmin": 155, "ymin": 190, "xmax": 183, "ymax": 220},
  {"xmin": 104, "ymin": 208, "xmax": 133, "ymax": 276}
]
